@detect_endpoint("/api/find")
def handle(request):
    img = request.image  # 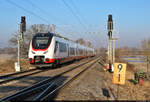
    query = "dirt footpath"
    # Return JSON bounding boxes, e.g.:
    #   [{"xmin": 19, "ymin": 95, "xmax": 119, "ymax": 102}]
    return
[{"xmin": 55, "ymin": 61, "xmax": 150, "ymax": 100}]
